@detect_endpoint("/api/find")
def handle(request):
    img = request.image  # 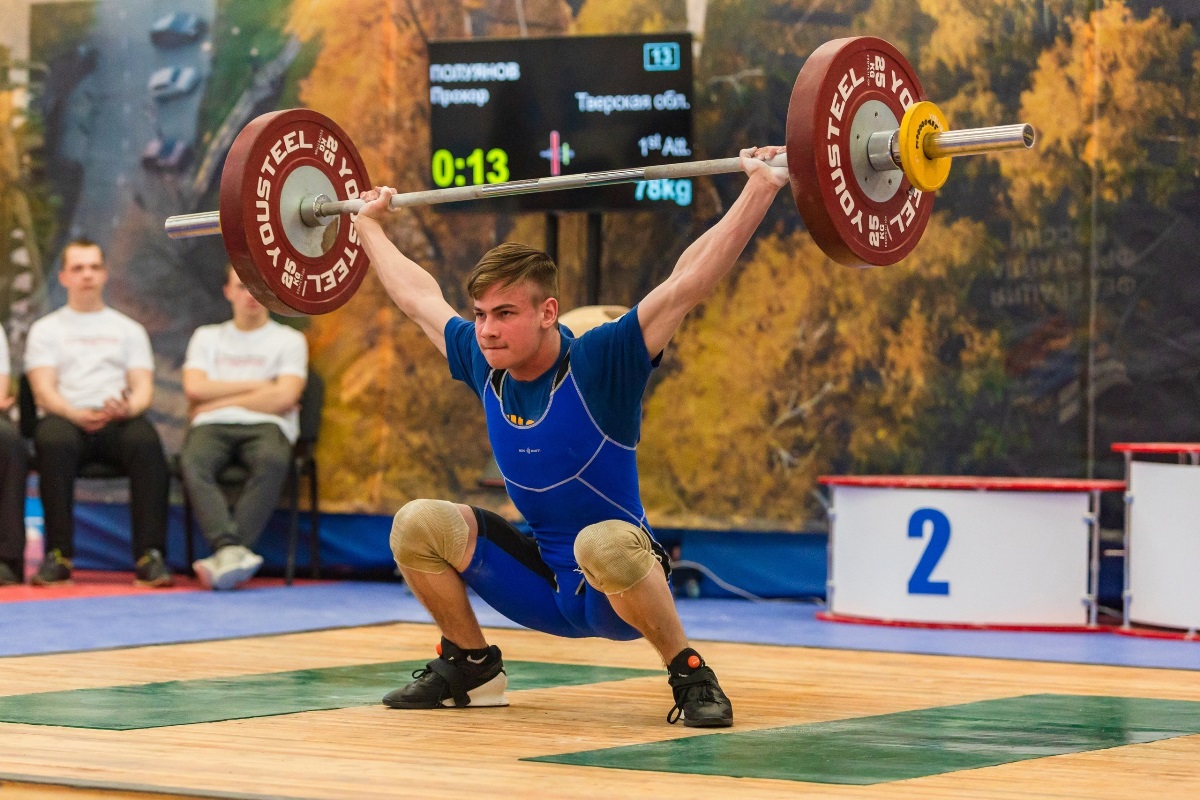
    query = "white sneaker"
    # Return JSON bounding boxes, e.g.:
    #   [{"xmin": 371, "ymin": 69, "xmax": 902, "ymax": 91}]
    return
[
  {"xmin": 192, "ymin": 554, "xmax": 219, "ymax": 589},
  {"xmin": 208, "ymin": 545, "xmax": 264, "ymax": 591}
]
